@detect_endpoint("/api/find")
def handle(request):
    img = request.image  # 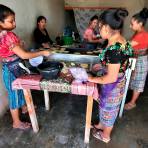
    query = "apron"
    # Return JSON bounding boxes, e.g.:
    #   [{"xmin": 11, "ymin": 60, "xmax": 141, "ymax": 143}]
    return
[{"xmin": 2, "ymin": 56, "xmax": 26, "ymax": 78}]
